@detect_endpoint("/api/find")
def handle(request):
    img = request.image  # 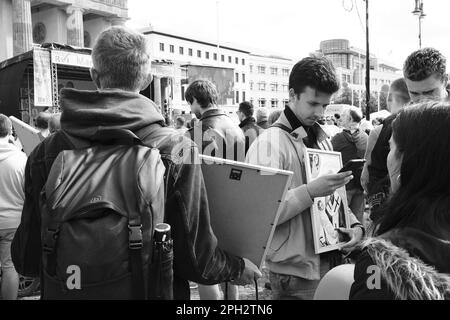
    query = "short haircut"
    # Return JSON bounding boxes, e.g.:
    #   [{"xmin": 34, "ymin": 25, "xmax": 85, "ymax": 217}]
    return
[
  {"xmin": 390, "ymin": 78, "xmax": 410, "ymax": 105},
  {"xmin": 0, "ymin": 114, "xmax": 12, "ymax": 138},
  {"xmin": 403, "ymin": 47, "xmax": 447, "ymax": 82},
  {"xmin": 92, "ymin": 26, "xmax": 152, "ymax": 91},
  {"xmin": 256, "ymin": 107, "xmax": 269, "ymax": 122},
  {"xmin": 238, "ymin": 101, "xmax": 254, "ymax": 118},
  {"xmin": 185, "ymin": 80, "xmax": 218, "ymax": 109},
  {"xmin": 346, "ymin": 106, "xmax": 363, "ymax": 123},
  {"xmin": 289, "ymin": 57, "xmax": 340, "ymax": 96},
  {"xmin": 176, "ymin": 116, "xmax": 185, "ymax": 126},
  {"xmin": 35, "ymin": 112, "xmax": 51, "ymax": 130}
]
